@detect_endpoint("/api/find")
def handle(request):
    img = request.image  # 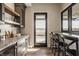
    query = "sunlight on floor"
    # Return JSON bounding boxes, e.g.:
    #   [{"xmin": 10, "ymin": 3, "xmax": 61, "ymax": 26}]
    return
[
  {"xmin": 27, "ymin": 48, "xmax": 40, "ymax": 52},
  {"xmin": 25, "ymin": 47, "xmax": 54, "ymax": 56}
]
